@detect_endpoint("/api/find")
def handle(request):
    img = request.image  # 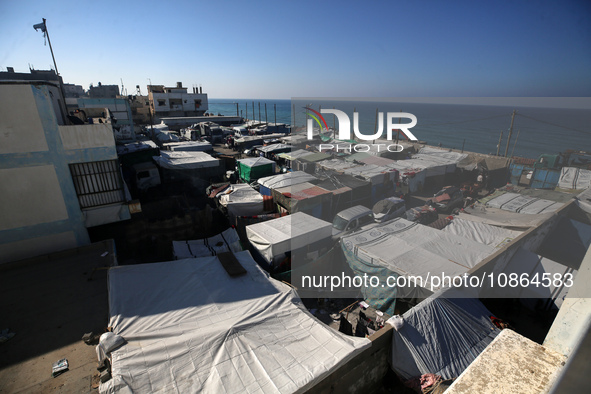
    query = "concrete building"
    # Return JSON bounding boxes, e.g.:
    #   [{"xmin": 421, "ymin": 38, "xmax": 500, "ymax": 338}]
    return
[
  {"xmin": 148, "ymin": 82, "xmax": 208, "ymax": 123},
  {"xmin": 0, "ymin": 81, "xmax": 131, "ymax": 264},
  {"xmin": 88, "ymin": 82, "xmax": 119, "ymax": 98}
]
